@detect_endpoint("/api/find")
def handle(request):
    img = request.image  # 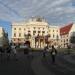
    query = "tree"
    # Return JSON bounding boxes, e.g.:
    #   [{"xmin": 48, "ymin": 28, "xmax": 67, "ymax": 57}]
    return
[
  {"xmin": 70, "ymin": 32, "xmax": 75, "ymax": 48},
  {"xmin": 70, "ymin": 36, "xmax": 75, "ymax": 43}
]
